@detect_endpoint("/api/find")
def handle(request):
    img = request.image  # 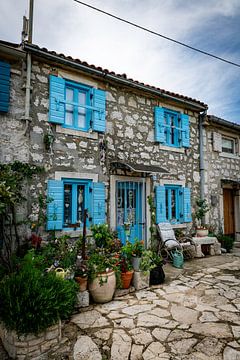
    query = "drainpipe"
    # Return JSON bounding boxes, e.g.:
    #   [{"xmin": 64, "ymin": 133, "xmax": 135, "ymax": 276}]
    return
[
  {"xmin": 23, "ymin": 0, "xmax": 34, "ymax": 136},
  {"xmin": 199, "ymin": 110, "xmax": 207, "ymax": 224}
]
